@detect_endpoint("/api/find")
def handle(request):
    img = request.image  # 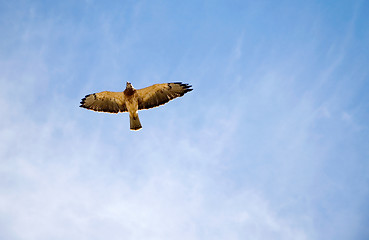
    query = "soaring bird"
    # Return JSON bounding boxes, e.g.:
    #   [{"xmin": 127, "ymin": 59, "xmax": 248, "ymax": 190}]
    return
[{"xmin": 80, "ymin": 82, "xmax": 192, "ymax": 130}]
